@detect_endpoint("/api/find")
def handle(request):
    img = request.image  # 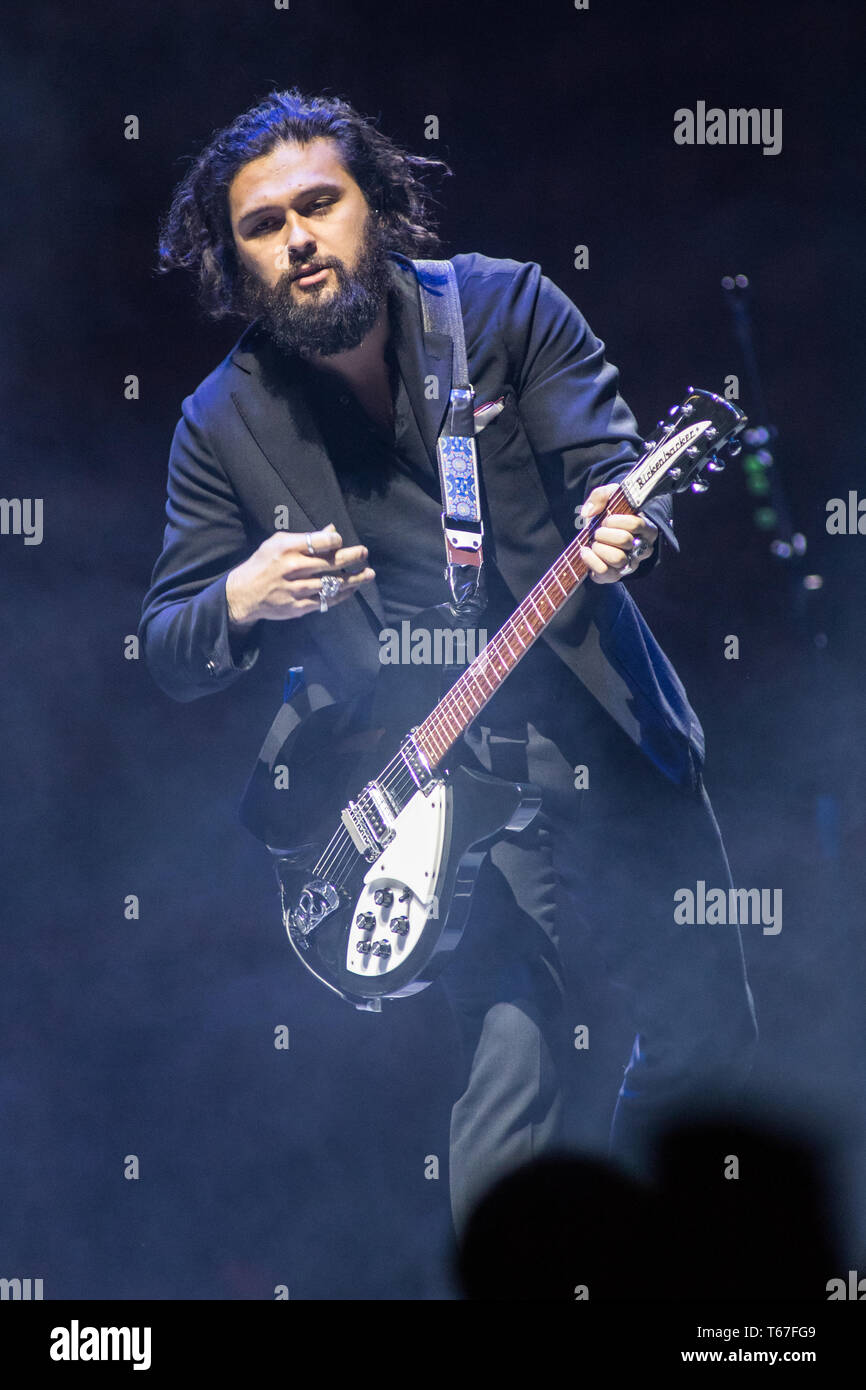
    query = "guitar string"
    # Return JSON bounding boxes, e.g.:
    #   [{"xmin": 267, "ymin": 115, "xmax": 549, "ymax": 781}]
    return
[
  {"xmin": 316, "ymin": 749, "xmax": 408, "ymax": 881},
  {"xmin": 415, "ymin": 505, "xmax": 611, "ymax": 756},
  {"xmin": 306, "ymin": 537, "xmax": 555, "ymax": 881}
]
